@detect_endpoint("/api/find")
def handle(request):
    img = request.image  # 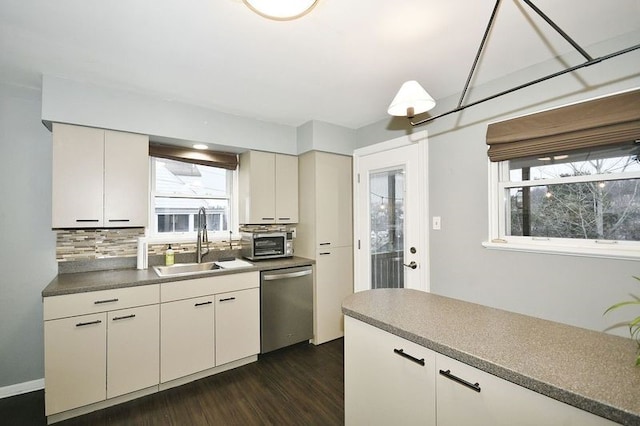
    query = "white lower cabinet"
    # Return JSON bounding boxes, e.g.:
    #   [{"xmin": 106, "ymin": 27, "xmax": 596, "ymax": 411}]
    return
[
  {"xmin": 44, "ymin": 272, "xmax": 262, "ymax": 420},
  {"xmin": 159, "ymin": 272, "xmax": 261, "ymax": 382},
  {"xmin": 344, "ymin": 316, "xmax": 436, "ymax": 426},
  {"xmin": 160, "ymin": 296, "xmax": 215, "ymax": 383},
  {"xmin": 436, "ymin": 354, "xmax": 616, "ymax": 426},
  {"xmin": 345, "ymin": 316, "xmax": 615, "ymax": 426},
  {"xmin": 44, "ymin": 285, "xmax": 159, "ymax": 417},
  {"xmin": 315, "ymin": 246, "xmax": 353, "ymax": 344},
  {"xmin": 44, "ymin": 313, "xmax": 107, "ymax": 415},
  {"xmin": 107, "ymin": 304, "xmax": 160, "ymax": 399},
  {"xmin": 215, "ymin": 288, "xmax": 260, "ymax": 366}
]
